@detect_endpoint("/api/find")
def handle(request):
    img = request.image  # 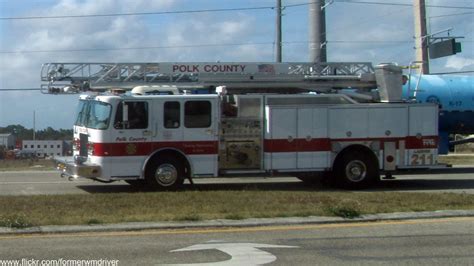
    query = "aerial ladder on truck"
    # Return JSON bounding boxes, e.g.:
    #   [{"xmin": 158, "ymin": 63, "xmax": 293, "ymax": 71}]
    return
[
  {"xmin": 41, "ymin": 61, "xmax": 402, "ymax": 102},
  {"xmin": 45, "ymin": 61, "xmax": 443, "ymax": 190}
]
